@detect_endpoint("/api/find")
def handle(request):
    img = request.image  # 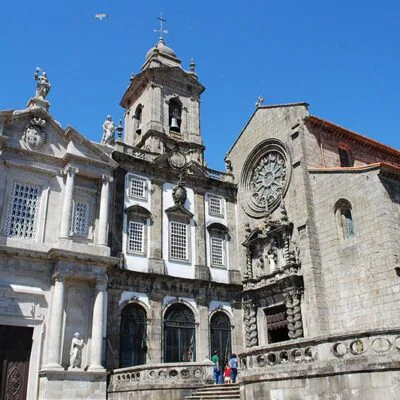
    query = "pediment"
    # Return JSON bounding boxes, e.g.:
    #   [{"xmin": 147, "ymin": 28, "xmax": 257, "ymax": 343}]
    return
[{"xmin": 0, "ymin": 108, "xmax": 117, "ymax": 168}]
